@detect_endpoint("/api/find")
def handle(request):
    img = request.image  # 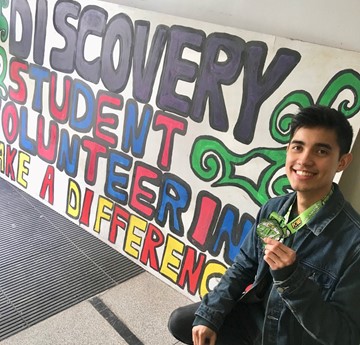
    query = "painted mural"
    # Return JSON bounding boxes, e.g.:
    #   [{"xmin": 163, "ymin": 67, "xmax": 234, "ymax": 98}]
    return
[{"xmin": 0, "ymin": 0, "xmax": 360, "ymax": 300}]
